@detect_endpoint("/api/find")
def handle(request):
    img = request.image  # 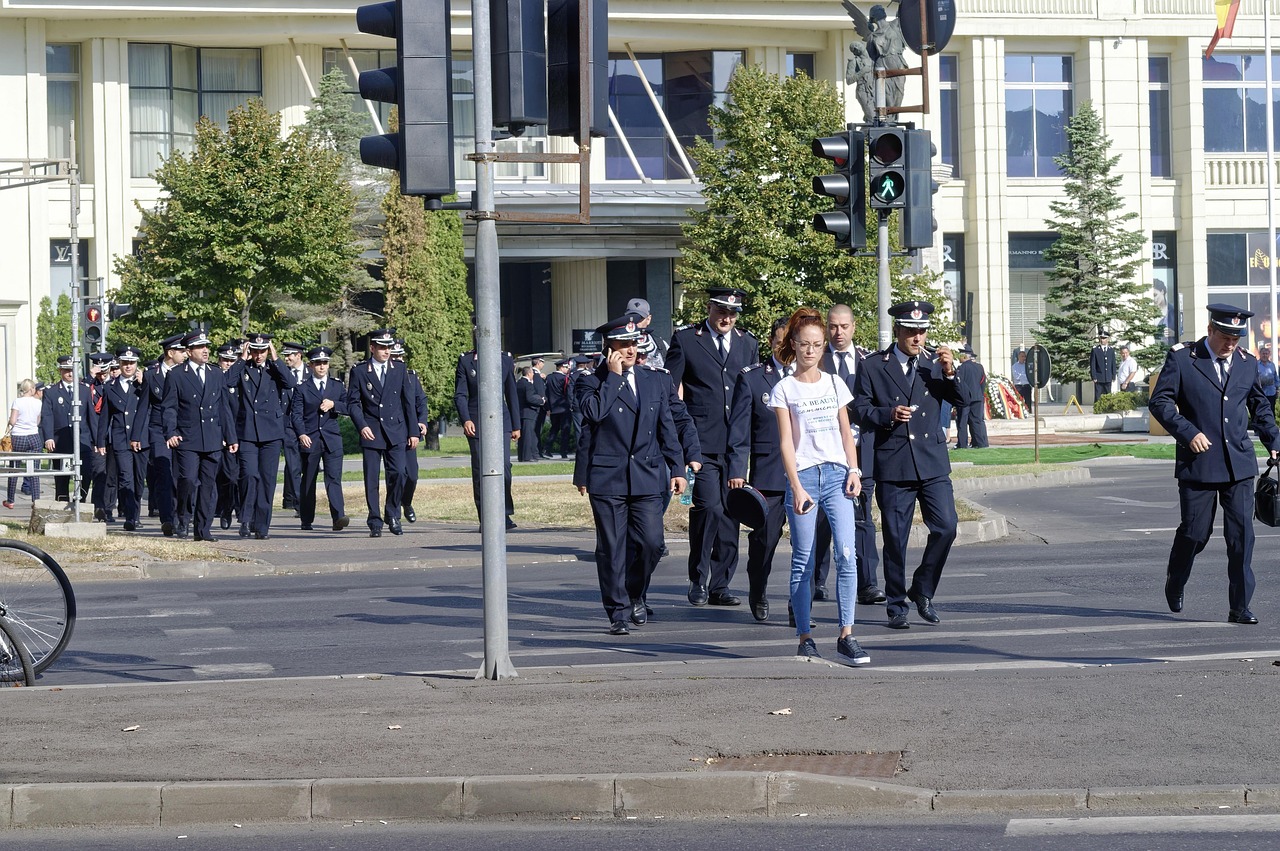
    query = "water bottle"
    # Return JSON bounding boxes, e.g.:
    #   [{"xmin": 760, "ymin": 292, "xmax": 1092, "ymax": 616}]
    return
[{"xmin": 680, "ymin": 465, "xmax": 695, "ymax": 505}]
